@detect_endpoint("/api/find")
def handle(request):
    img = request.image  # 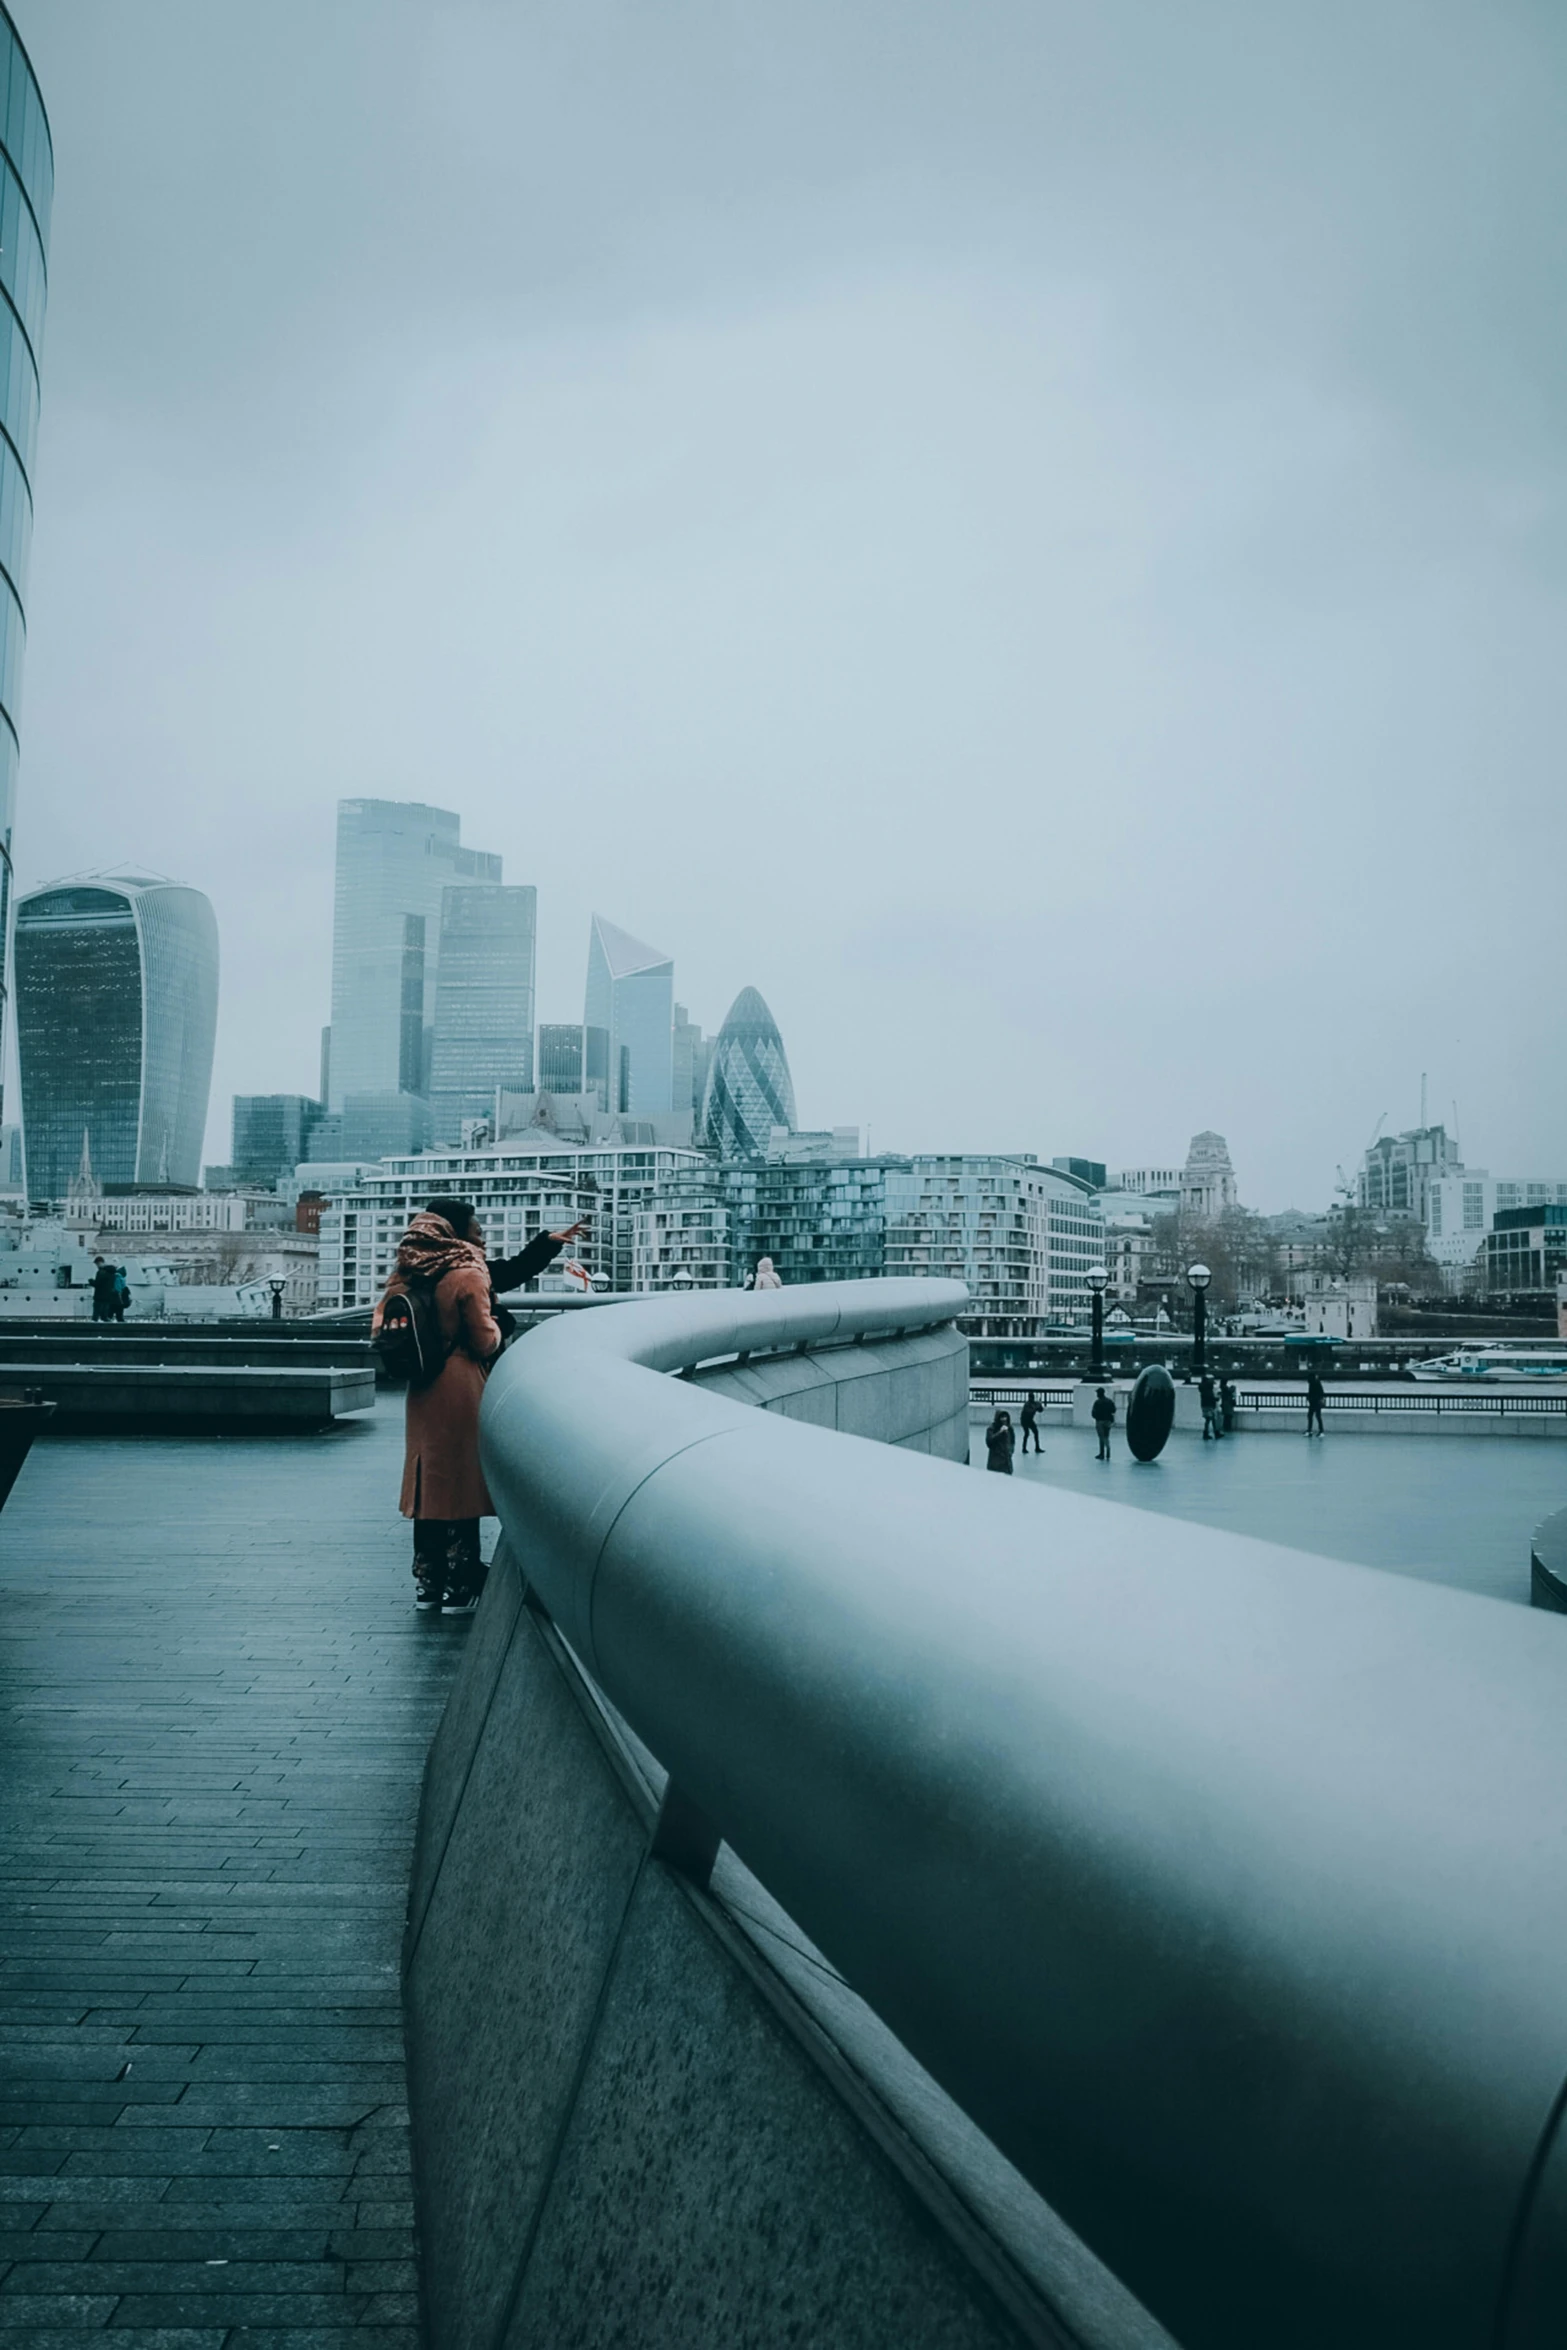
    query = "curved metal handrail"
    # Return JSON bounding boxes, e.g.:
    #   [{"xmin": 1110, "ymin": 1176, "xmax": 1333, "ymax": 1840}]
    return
[{"xmin": 480, "ymin": 1278, "xmax": 1567, "ymax": 2350}]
